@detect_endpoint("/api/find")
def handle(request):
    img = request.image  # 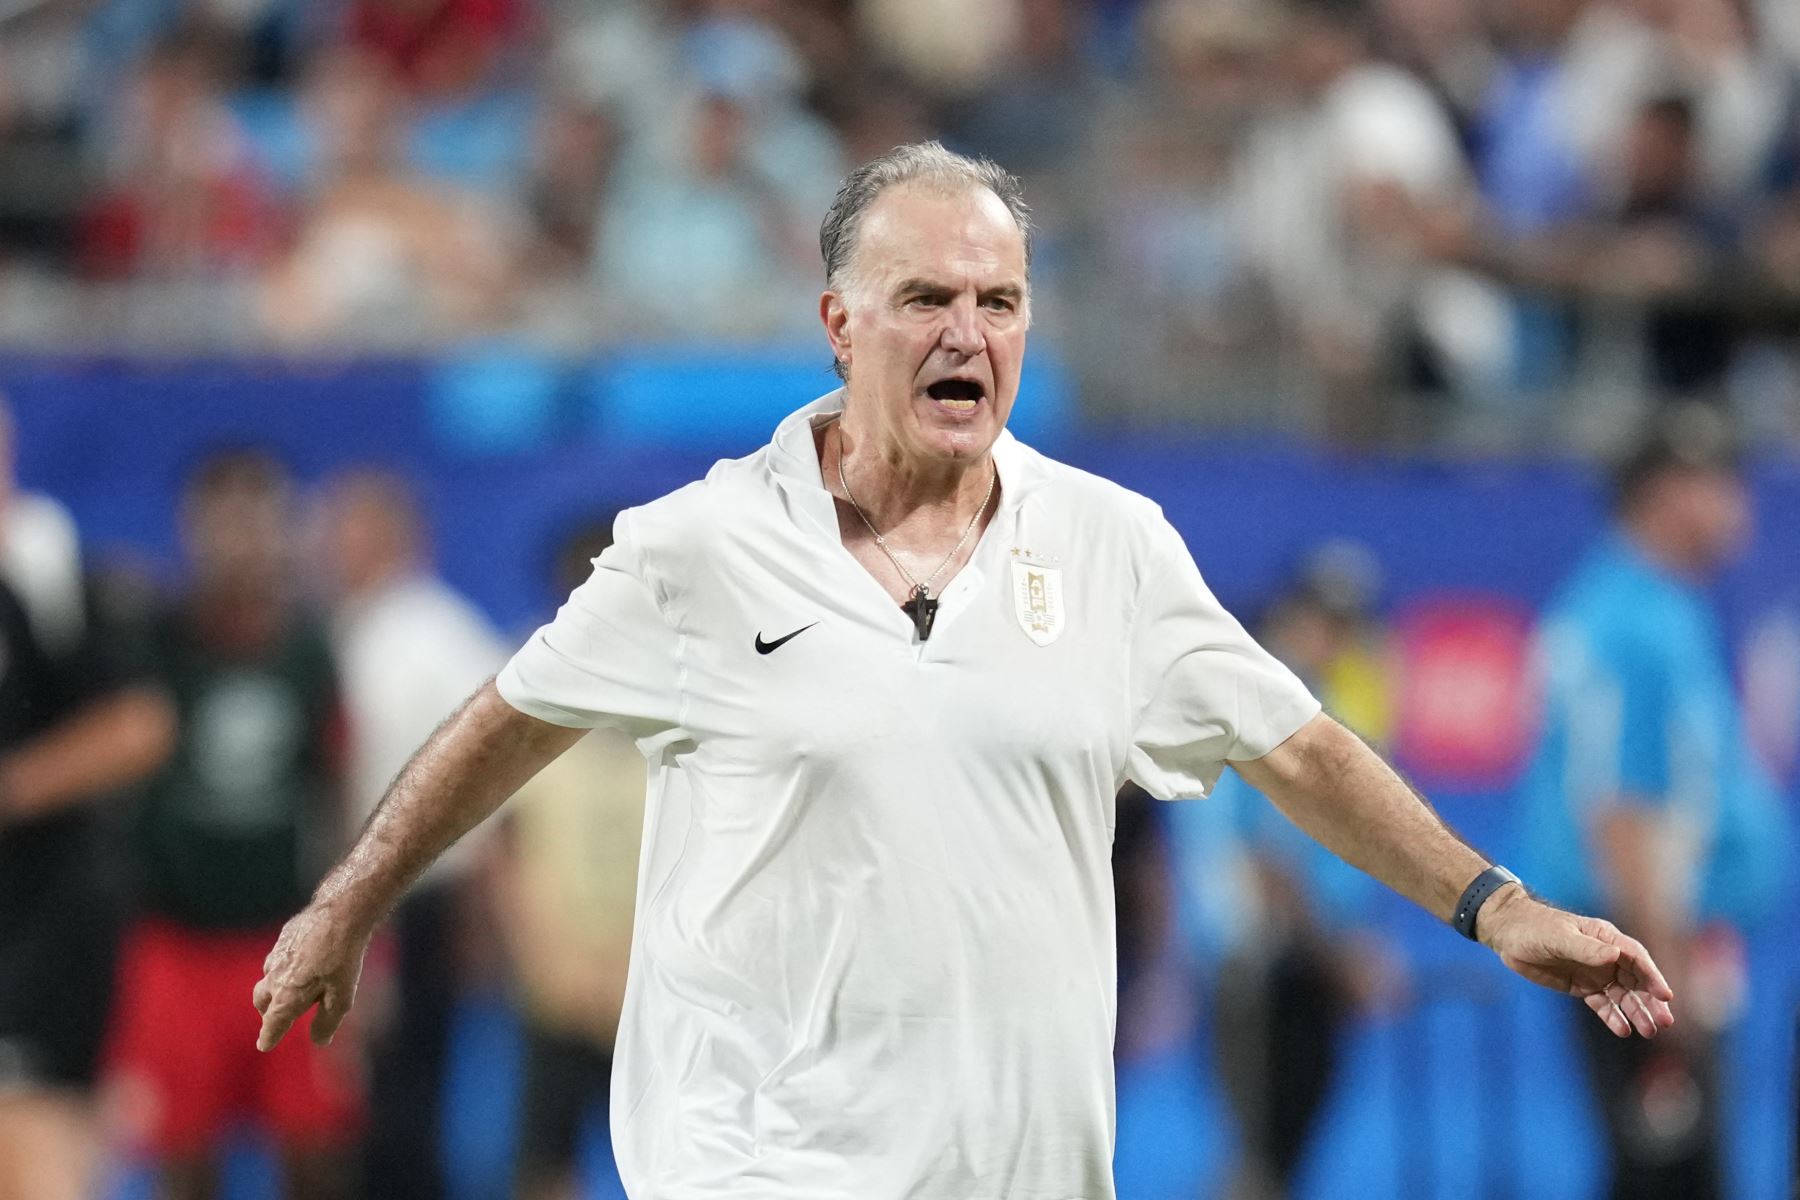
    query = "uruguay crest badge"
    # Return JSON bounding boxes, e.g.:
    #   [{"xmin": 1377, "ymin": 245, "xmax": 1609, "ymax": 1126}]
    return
[{"xmin": 1010, "ymin": 551, "xmax": 1064, "ymax": 646}]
